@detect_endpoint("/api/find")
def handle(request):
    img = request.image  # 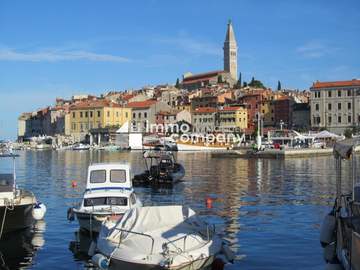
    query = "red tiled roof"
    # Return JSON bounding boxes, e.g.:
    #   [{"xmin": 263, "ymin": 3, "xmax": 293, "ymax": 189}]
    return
[
  {"xmin": 312, "ymin": 79, "xmax": 360, "ymax": 89},
  {"xmin": 71, "ymin": 99, "xmax": 121, "ymax": 109},
  {"xmin": 156, "ymin": 110, "xmax": 177, "ymax": 116},
  {"xmin": 183, "ymin": 70, "xmax": 225, "ymax": 83},
  {"xmin": 126, "ymin": 99, "xmax": 157, "ymax": 108},
  {"xmin": 122, "ymin": 93, "xmax": 136, "ymax": 101},
  {"xmin": 193, "ymin": 107, "xmax": 217, "ymax": 114},
  {"xmin": 219, "ymin": 106, "xmax": 244, "ymax": 111}
]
